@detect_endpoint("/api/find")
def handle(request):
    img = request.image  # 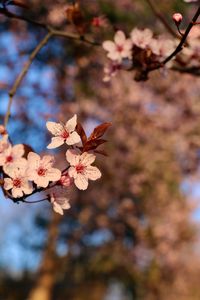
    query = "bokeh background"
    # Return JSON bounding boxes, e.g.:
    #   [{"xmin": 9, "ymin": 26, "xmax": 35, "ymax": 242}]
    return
[{"xmin": 0, "ymin": 1, "xmax": 200, "ymax": 299}]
